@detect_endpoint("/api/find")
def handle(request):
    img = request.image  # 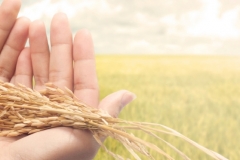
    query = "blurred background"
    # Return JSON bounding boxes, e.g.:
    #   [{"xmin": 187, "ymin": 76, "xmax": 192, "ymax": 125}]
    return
[
  {"xmin": 17, "ymin": 0, "xmax": 240, "ymax": 55},
  {"xmin": 1, "ymin": 0, "xmax": 239, "ymax": 159}
]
